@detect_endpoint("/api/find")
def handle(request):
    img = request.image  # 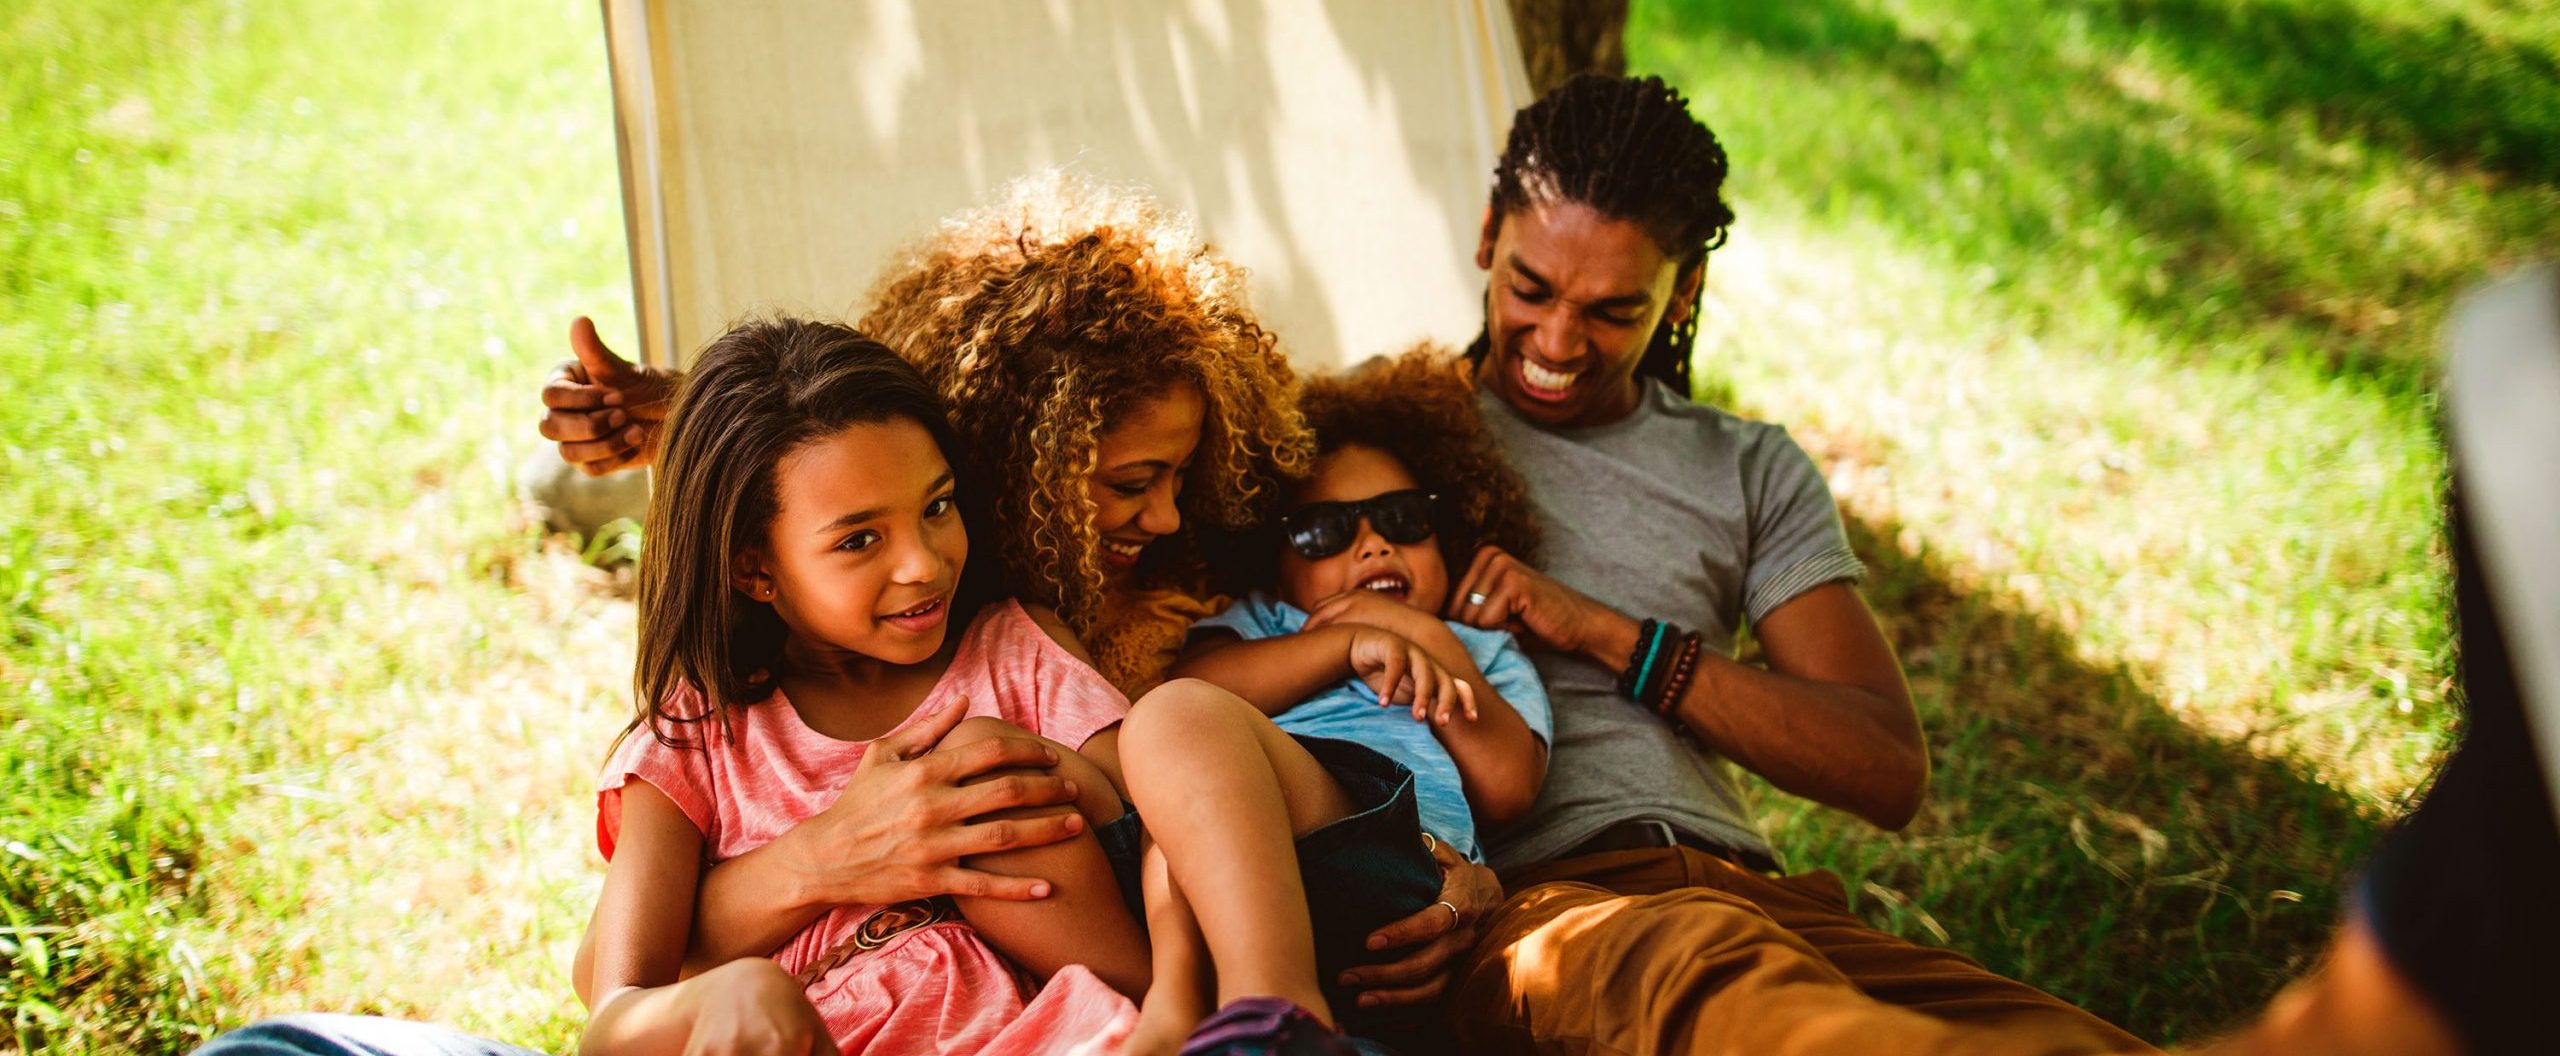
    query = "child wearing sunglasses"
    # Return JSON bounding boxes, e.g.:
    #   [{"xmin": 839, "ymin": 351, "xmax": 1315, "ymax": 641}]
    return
[{"xmin": 1175, "ymin": 347, "xmax": 1552, "ymax": 866}]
